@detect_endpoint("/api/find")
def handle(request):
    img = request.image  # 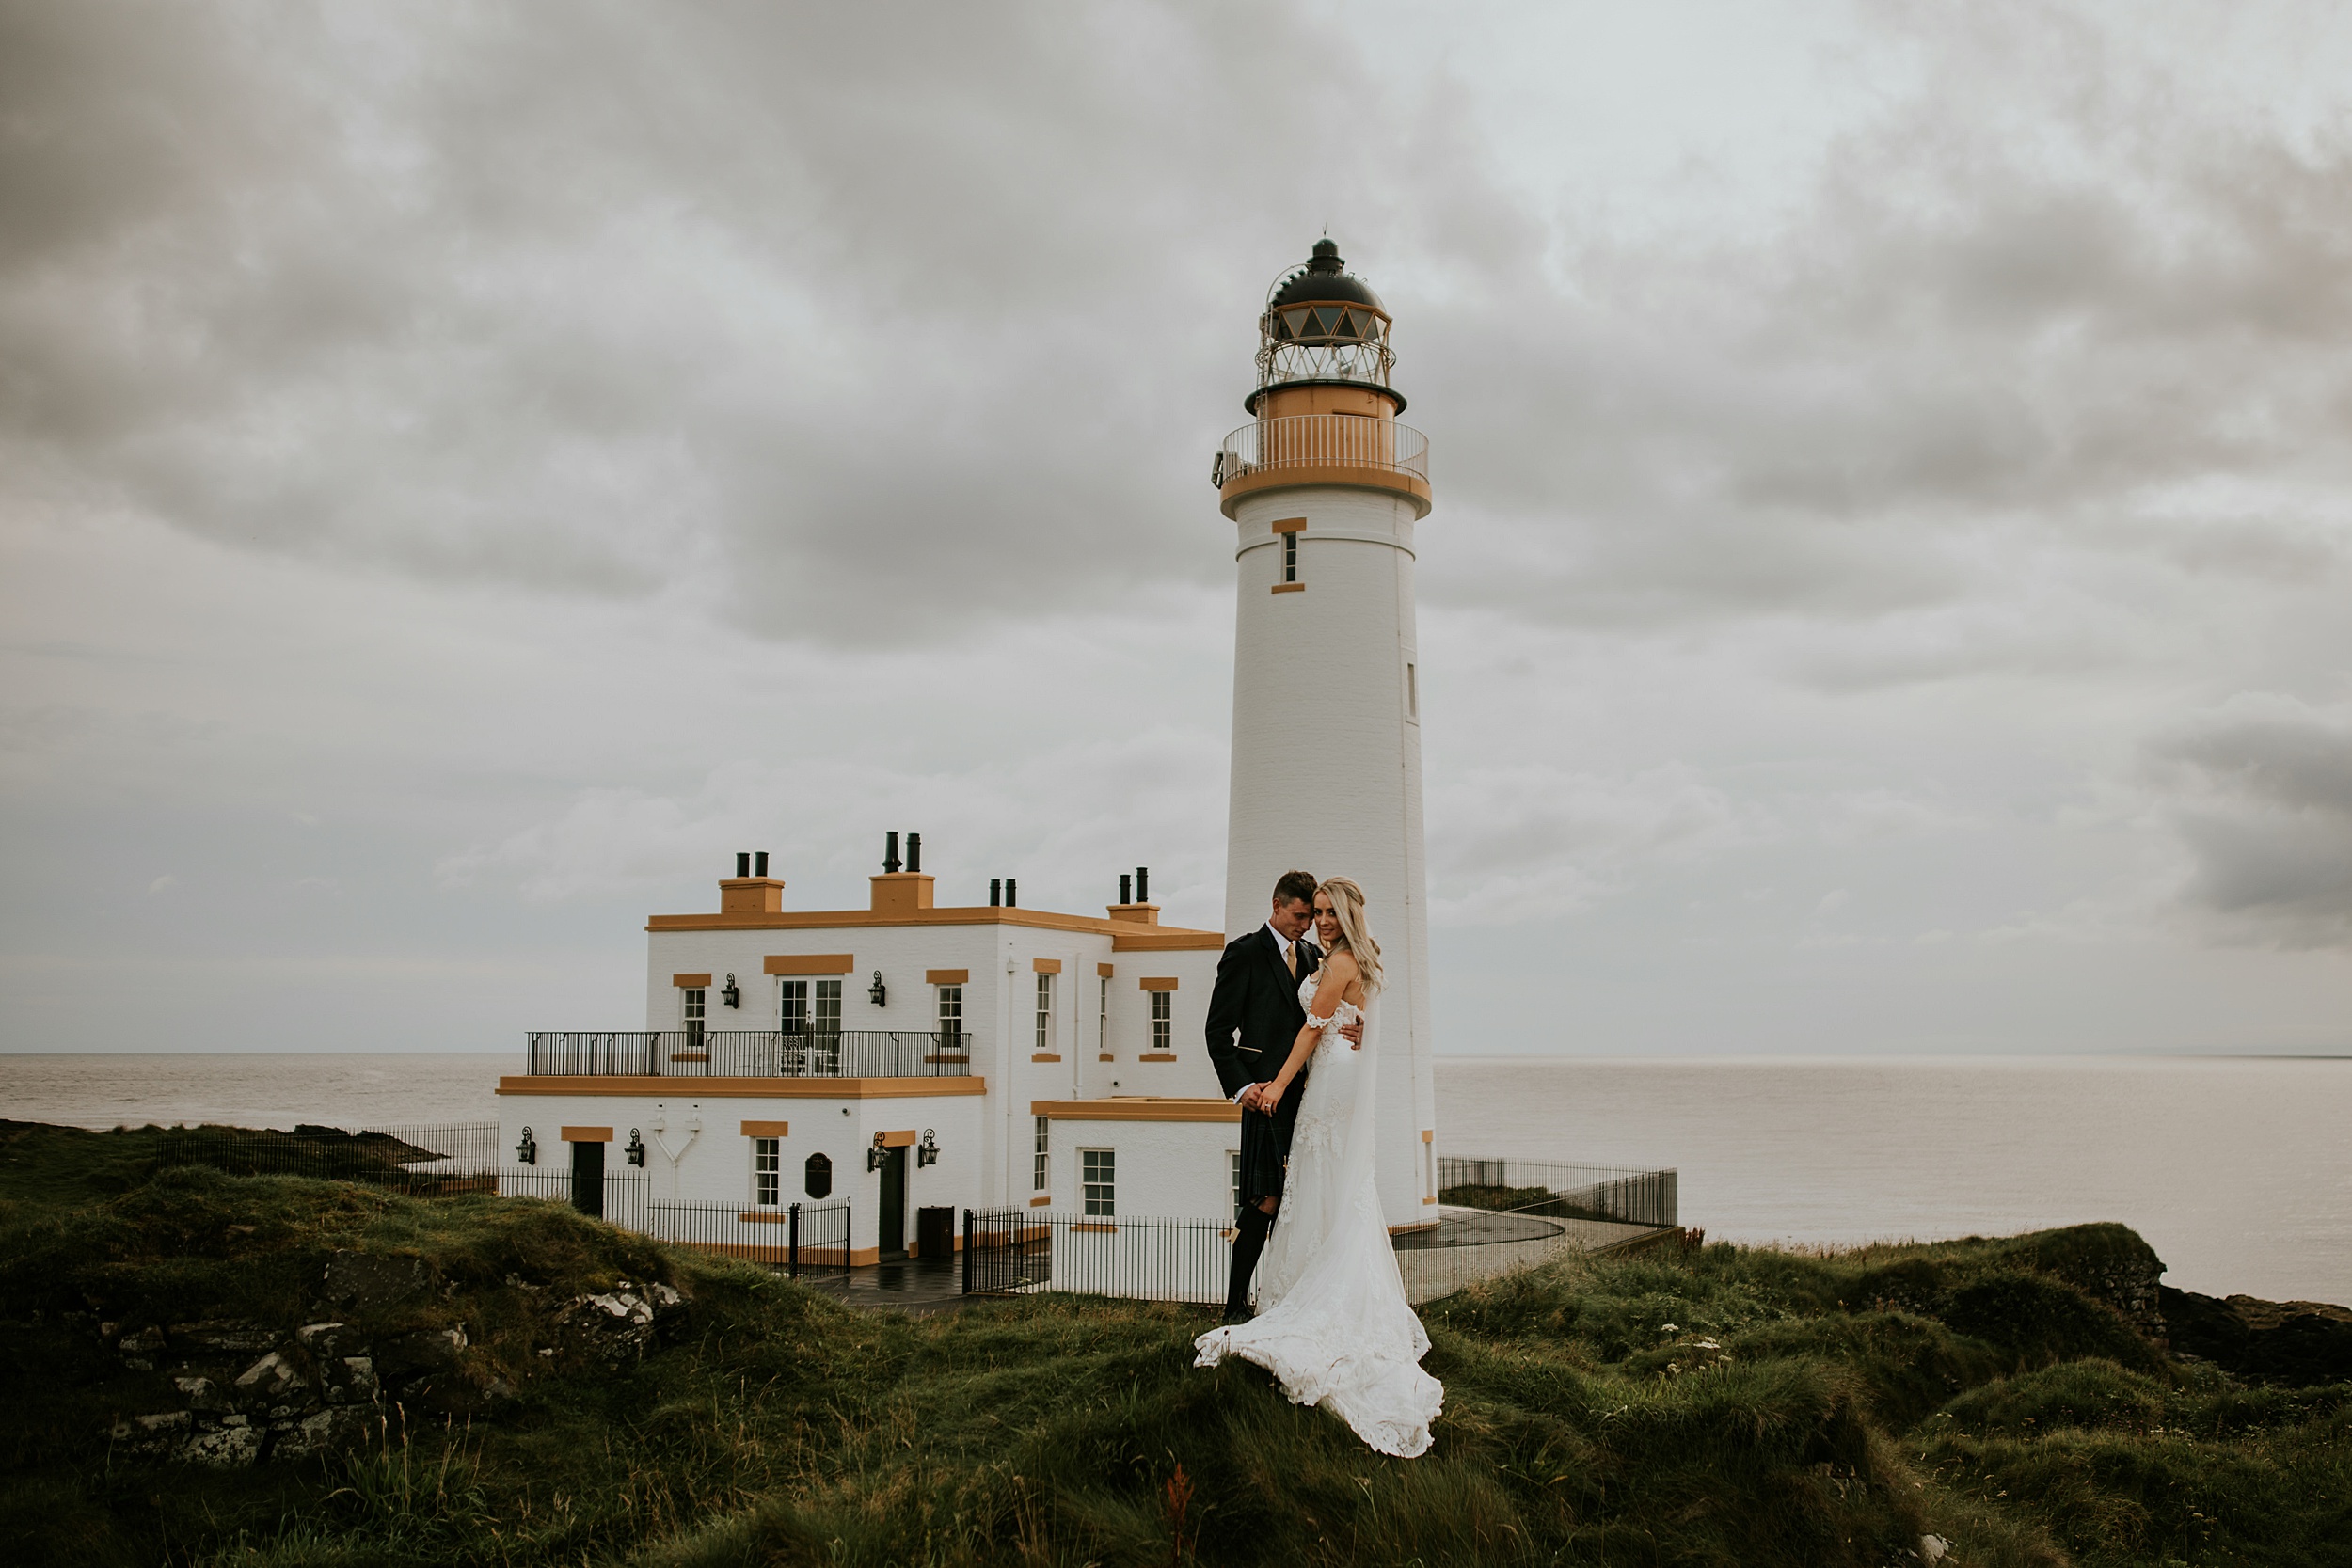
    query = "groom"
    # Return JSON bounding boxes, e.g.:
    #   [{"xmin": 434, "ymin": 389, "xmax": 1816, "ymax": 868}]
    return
[{"xmin": 1204, "ymin": 868, "xmax": 1359, "ymax": 1323}]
